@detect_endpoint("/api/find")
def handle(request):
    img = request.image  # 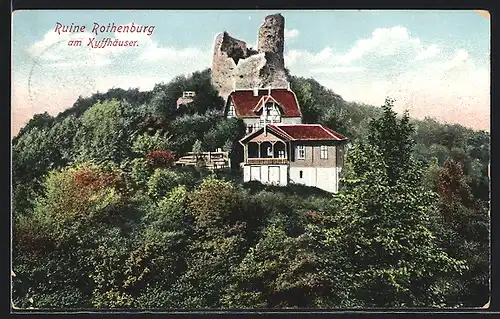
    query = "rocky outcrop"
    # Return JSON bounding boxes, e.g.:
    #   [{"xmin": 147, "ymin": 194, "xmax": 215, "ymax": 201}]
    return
[
  {"xmin": 258, "ymin": 14, "xmax": 285, "ymax": 70},
  {"xmin": 211, "ymin": 13, "xmax": 288, "ymax": 101}
]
